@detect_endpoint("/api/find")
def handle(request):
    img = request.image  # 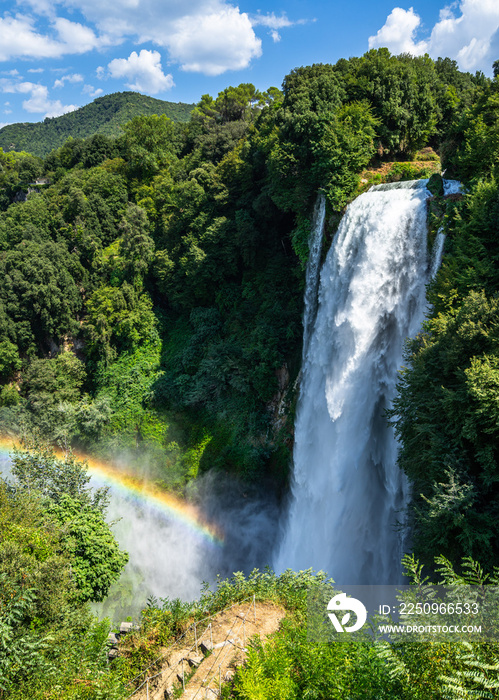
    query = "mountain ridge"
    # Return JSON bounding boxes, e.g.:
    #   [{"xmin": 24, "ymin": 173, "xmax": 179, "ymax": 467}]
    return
[{"xmin": 0, "ymin": 91, "xmax": 195, "ymax": 157}]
